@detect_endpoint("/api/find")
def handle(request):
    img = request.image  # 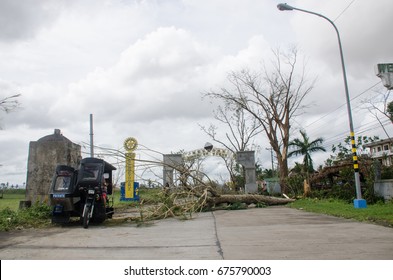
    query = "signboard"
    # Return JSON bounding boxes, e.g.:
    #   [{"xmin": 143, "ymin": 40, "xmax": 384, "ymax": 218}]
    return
[
  {"xmin": 125, "ymin": 152, "xmax": 135, "ymax": 198},
  {"xmin": 375, "ymin": 63, "xmax": 393, "ymax": 90},
  {"xmin": 123, "ymin": 137, "xmax": 138, "ymax": 200},
  {"xmin": 376, "ymin": 63, "xmax": 393, "ymax": 73}
]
